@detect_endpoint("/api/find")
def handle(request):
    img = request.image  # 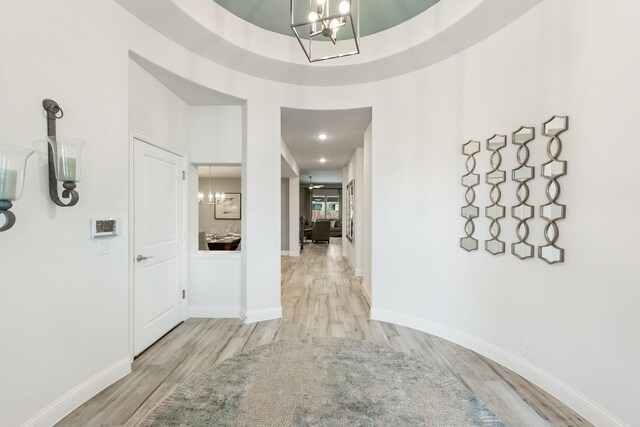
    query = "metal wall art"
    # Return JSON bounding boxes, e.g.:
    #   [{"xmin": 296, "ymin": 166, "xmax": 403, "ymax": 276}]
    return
[
  {"xmin": 539, "ymin": 116, "xmax": 568, "ymax": 264},
  {"xmin": 485, "ymin": 135, "xmax": 506, "ymax": 255},
  {"xmin": 460, "ymin": 140, "xmax": 480, "ymax": 251},
  {"xmin": 460, "ymin": 114, "xmax": 568, "ymax": 265},
  {"xmin": 511, "ymin": 126, "xmax": 535, "ymax": 259}
]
